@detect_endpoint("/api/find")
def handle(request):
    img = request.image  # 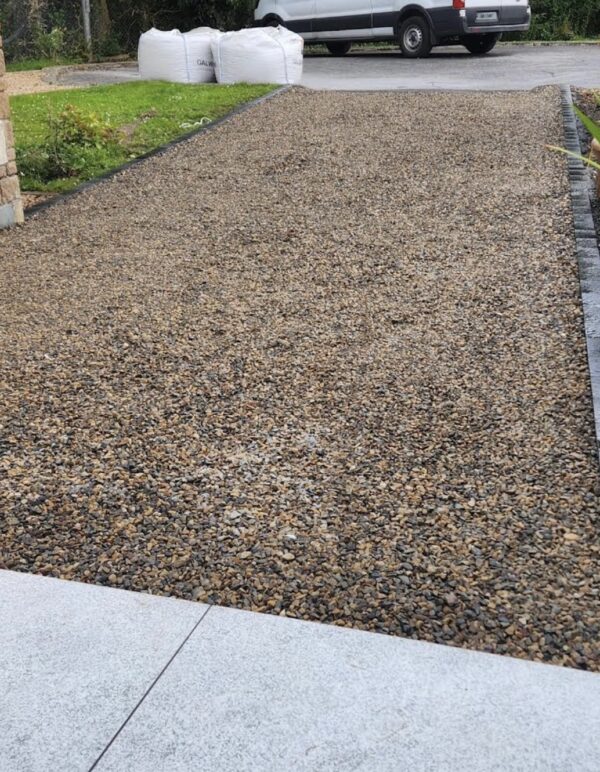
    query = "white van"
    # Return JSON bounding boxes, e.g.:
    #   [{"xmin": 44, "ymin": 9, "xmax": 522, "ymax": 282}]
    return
[{"xmin": 254, "ymin": 0, "xmax": 531, "ymax": 57}]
